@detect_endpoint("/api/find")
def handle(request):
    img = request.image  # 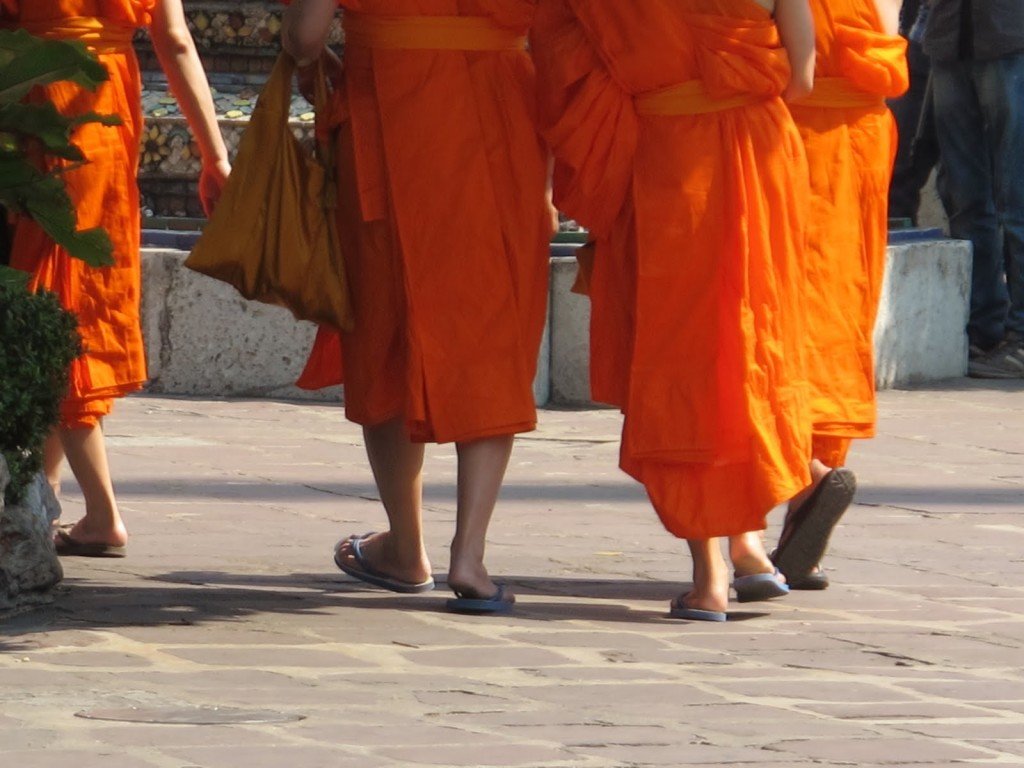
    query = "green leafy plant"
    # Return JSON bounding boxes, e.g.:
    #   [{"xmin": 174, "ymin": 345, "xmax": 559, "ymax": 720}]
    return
[
  {"xmin": 0, "ymin": 28, "xmax": 118, "ymax": 289},
  {"xmin": 0, "ymin": 30, "xmax": 119, "ymax": 502},
  {"xmin": 0, "ymin": 283, "xmax": 81, "ymax": 504}
]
